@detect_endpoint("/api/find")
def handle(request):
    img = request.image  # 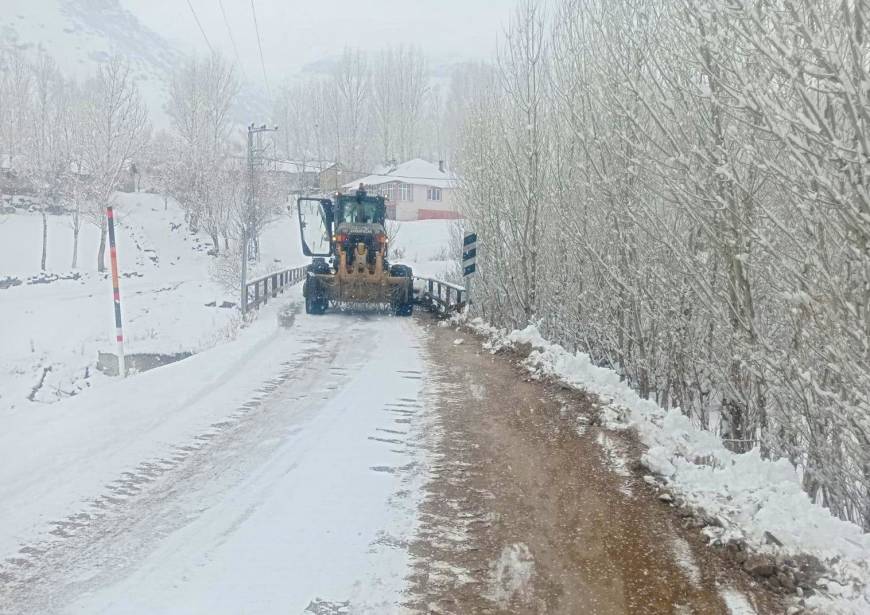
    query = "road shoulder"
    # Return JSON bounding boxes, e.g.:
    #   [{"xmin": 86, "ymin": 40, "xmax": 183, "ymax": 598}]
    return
[{"xmin": 408, "ymin": 317, "xmax": 785, "ymax": 614}]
